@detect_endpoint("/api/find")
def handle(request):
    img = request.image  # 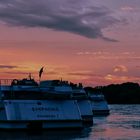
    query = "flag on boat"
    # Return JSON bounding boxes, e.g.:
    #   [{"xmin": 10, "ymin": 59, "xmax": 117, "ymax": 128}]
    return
[{"xmin": 39, "ymin": 67, "xmax": 44, "ymax": 78}]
